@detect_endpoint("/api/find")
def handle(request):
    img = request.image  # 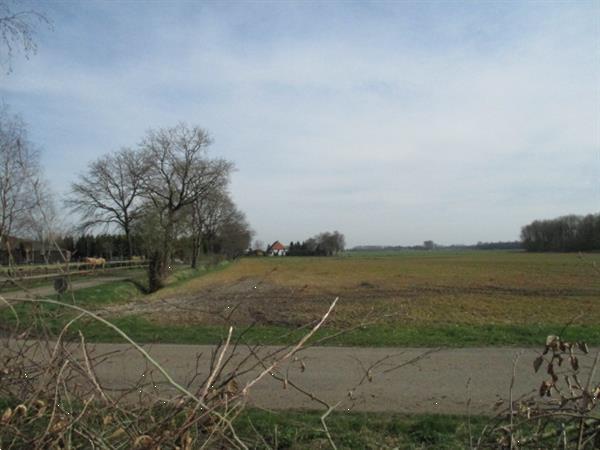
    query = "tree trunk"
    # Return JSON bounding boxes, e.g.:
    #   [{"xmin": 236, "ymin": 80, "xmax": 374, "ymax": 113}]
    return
[
  {"xmin": 191, "ymin": 240, "xmax": 198, "ymax": 269},
  {"xmin": 125, "ymin": 225, "xmax": 133, "ymax": 259},
  {"xmin": 191, "ymin": 233, "xmax": 201, "ymax": 269},
  {"xmin": 148, "ymin": 251, "xmax": 165, "ymax": 292},
  {"xmin": 157, "ymin": 215, "xmax": 174, "ymax": 283}
]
